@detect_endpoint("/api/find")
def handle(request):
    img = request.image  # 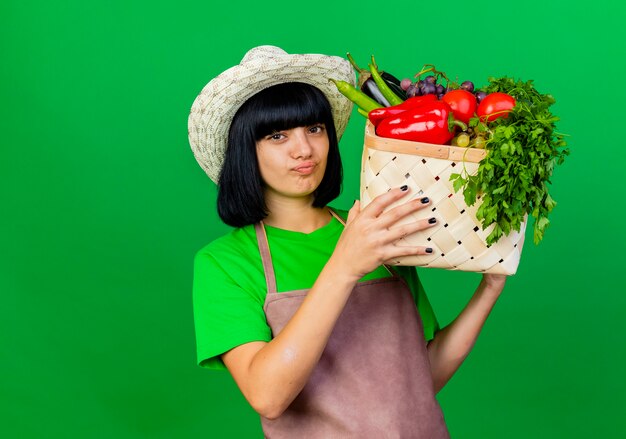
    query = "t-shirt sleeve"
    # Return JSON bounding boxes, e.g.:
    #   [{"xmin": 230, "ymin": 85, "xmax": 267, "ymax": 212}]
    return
[
  {"xmin": 395, "ymin": 266, "xmax": 440, "ymax": 341},
  {"xmin": 192, "ymin": 250, "xmax": 272, "ymax": 370}
]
